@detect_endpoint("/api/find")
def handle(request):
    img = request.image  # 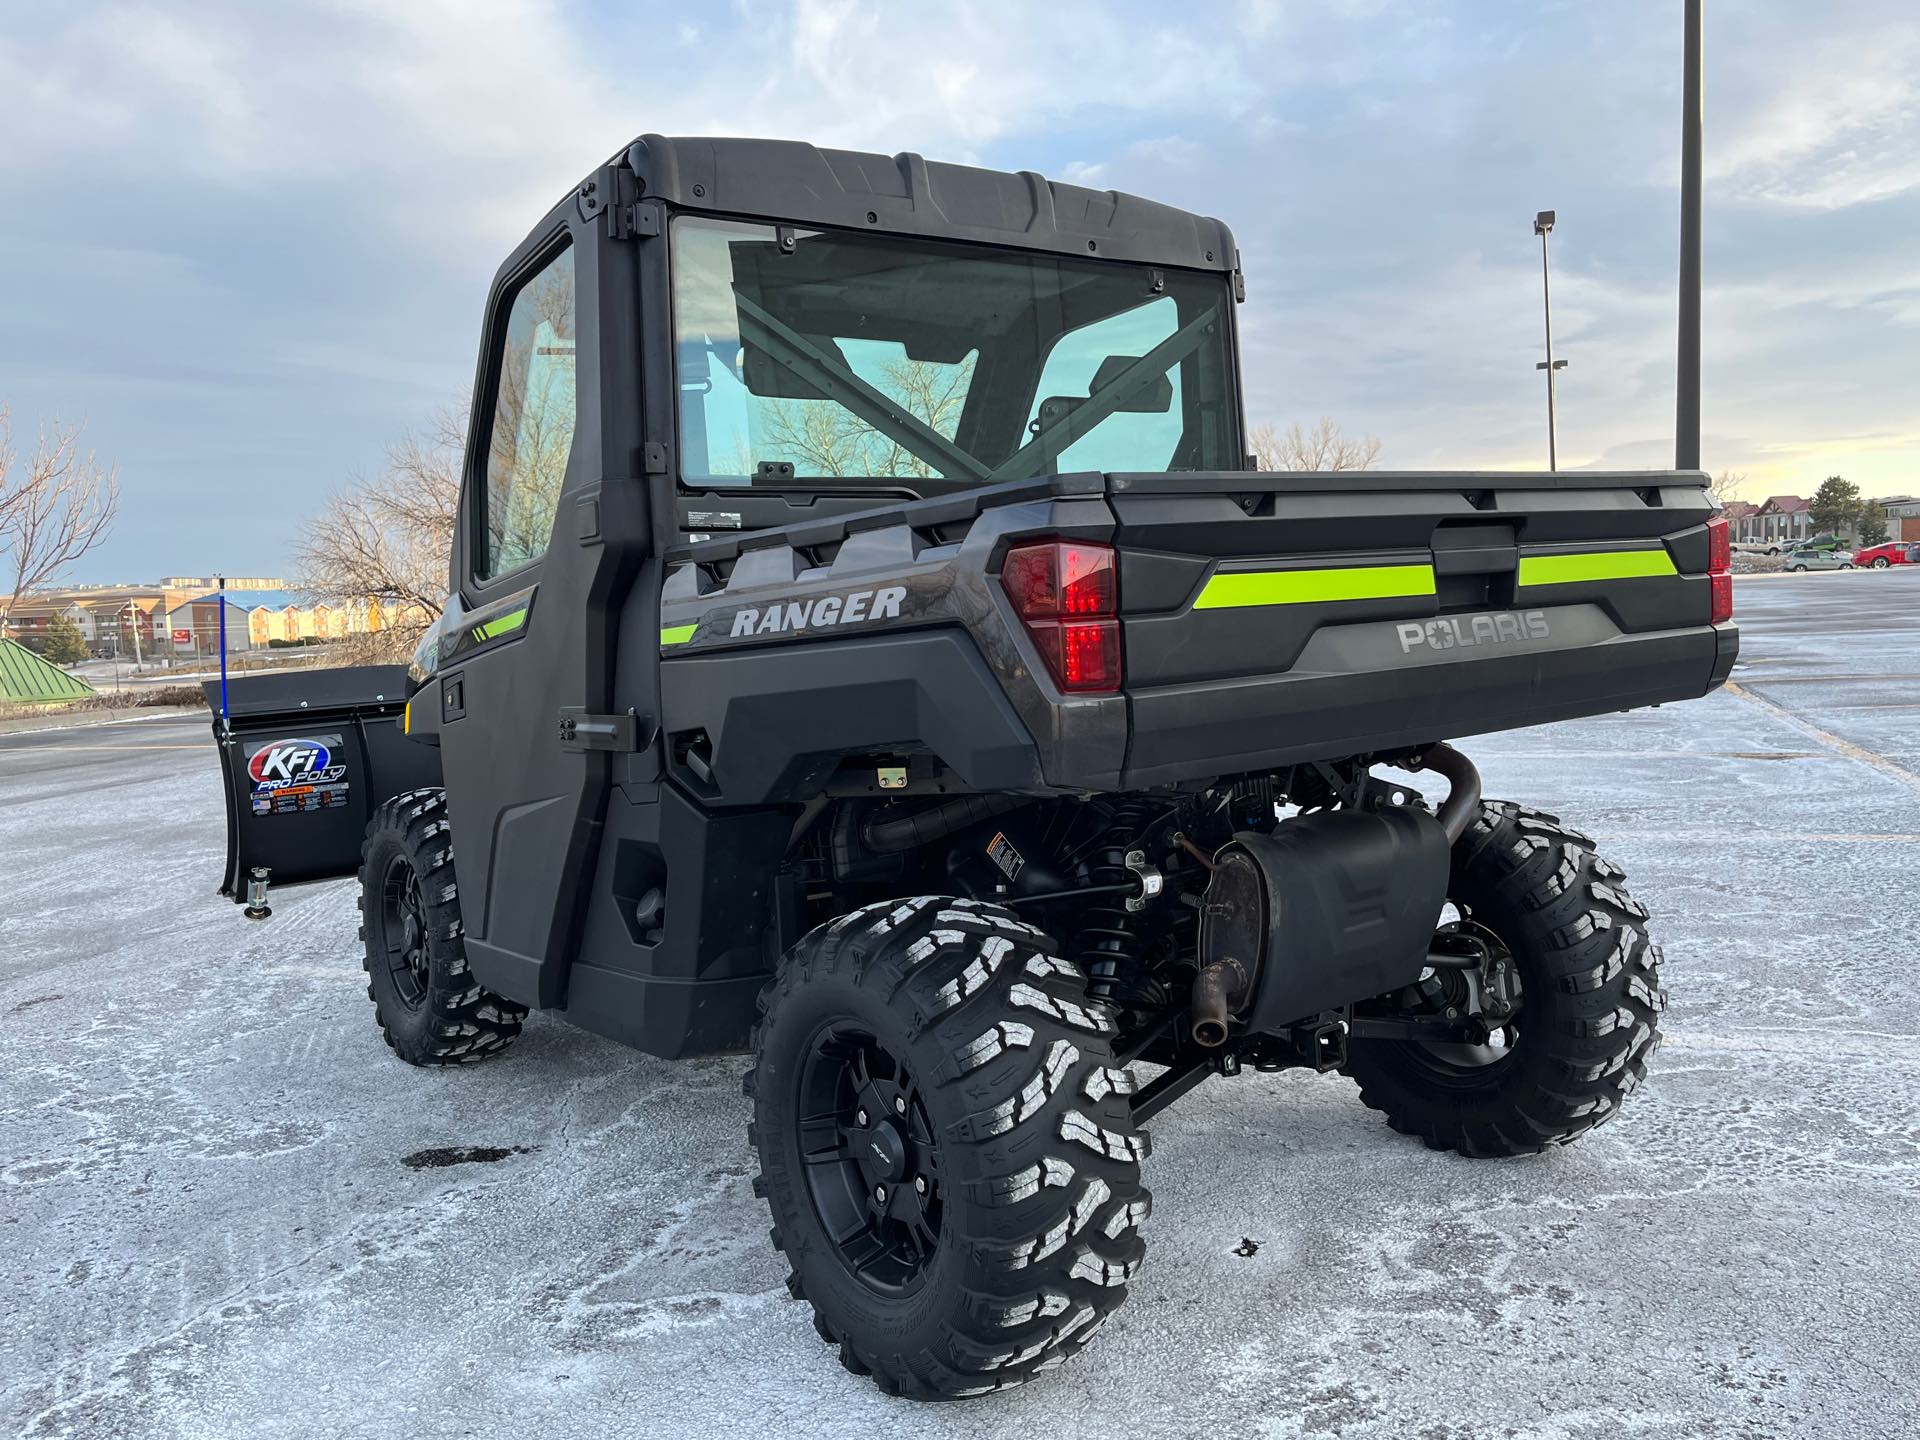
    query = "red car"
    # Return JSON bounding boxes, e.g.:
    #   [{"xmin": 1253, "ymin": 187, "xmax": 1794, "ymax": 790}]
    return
[{"xmin": 1854, "ymin": 541, "xmax": 1920, "ymax": 568}]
